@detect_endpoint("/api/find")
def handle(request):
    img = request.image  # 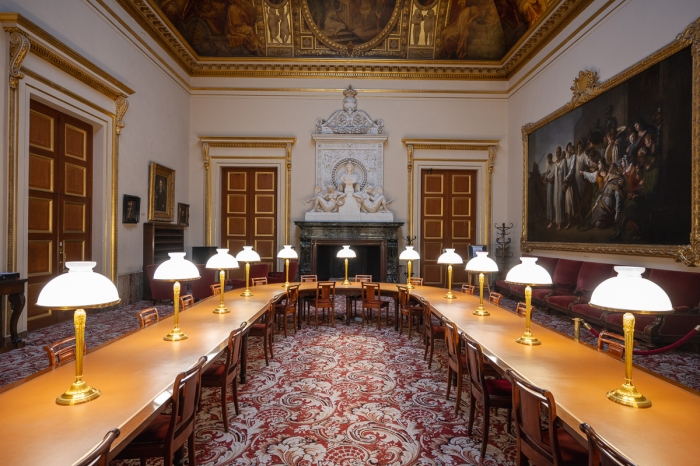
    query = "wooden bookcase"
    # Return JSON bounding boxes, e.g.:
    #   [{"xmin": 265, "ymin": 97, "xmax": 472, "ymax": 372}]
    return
[{"xmin": 143, "ymin": 222, "xmax": 185, "ymax": 300}]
